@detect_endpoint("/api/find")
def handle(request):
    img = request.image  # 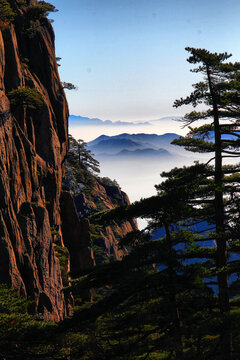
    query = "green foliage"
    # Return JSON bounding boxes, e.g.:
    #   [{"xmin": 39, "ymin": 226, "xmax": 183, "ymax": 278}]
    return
[
  {"xmin": 61, "ymin": 82, "xmax": 76, "ymax": 90},
  {"xmin": 93, "ymin": 245, "xmax": 109, "ymax": 264},
  {"xmin": 71, "ymin": 136, "xmax": 100, "ymax": 175},
  {"xmin": 99, "ymin": 177, "xmax": 120, "ymax": 187},
  {"xmin": 24, "ymin": 19, "xmax": 40, "ymax": 38},
  {"xmin": 20, "ymin": 57, "xmax": 29, "ymax": 70},
  {"xmin": 171, "ymin": 47, "xmax": 240, "ymax": 359},
  {"xmin": 63, "ymin": 134, "xmax": 100, "ymax": 198},
  {"xmin": 8, "ymin": 87, "xmax": 44, "ymax": 110},
  {"xmin": 172, "ymin": 136, "xmax": 215, "ymax": 152},
  {"xmin": 63, "ymin": 230, "xmax": 221, "ymax": 359},
  {"xmin": 56, "ymin": 56, "xmax": 61, "ymax": 66},
  {"xmin": 50, "ymin": 226, "xmax": 59, "ymax": 236},
  {"xmin": 118, "ymin": 230, "xmax": 149, "ymax": 249},
  {"xmin": 0, "ymin": 0, "xmax": 15, "ymax": 24},
  {"xmin": 27, "ymin": 1, "xmax": 58, "ymax": 21},
  {"xmin": 90, "ymin": 224, "xmax": 110, "ymax": 264},
  {"xmin": 54, "ymin": 245, "xmax": 69, "ymax": 285},
  {"xmin": 30, "ymin": 201, "xmax": 38, "ymax": 207},
  {"xmin": 24, "ymin": 1, "xmax": 58, "ymax": 37},
  {"xmin": 0, "ymin": 285, "xmax": 65, "ymax": 360},
  {"xmin": 0, "ymin": 285, "xmax": 29, "ymax": 314}
]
